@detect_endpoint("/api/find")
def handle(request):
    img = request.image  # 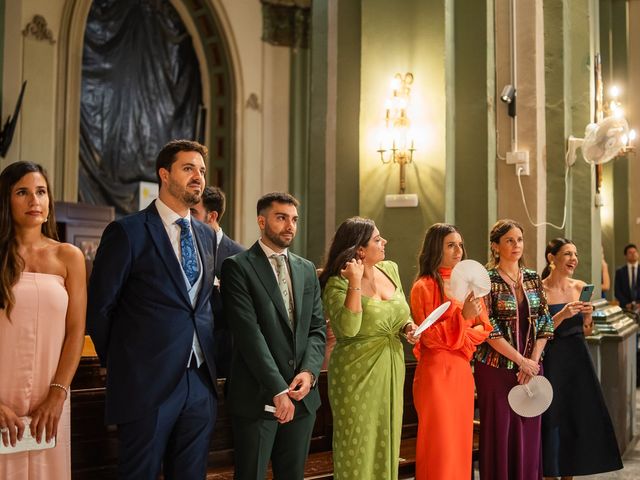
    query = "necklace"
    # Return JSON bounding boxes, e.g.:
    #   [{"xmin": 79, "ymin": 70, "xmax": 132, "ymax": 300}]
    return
[{"xmin": 499, "ymin": 267, "xmax": 521, "ymax": 290}]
